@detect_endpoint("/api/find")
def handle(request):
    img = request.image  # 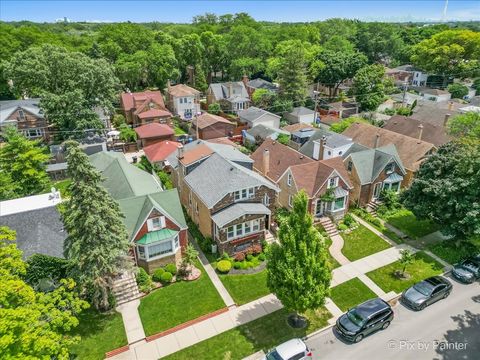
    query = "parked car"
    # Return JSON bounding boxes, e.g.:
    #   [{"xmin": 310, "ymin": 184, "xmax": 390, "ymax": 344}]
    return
[
  {"xmin": 401, "ymin": 276, "xmax": 452, "ymax": 310},
  {"xmin": 452, "ymin": 258, "xmax": 480, "ymax": 284},
  {"xmin": 263, "ymin": 338, "xmax": 312, "ymax": 360},
  {"xmin": 335, "ymin": 298, "xmax": 393, "ymax": 343}
]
